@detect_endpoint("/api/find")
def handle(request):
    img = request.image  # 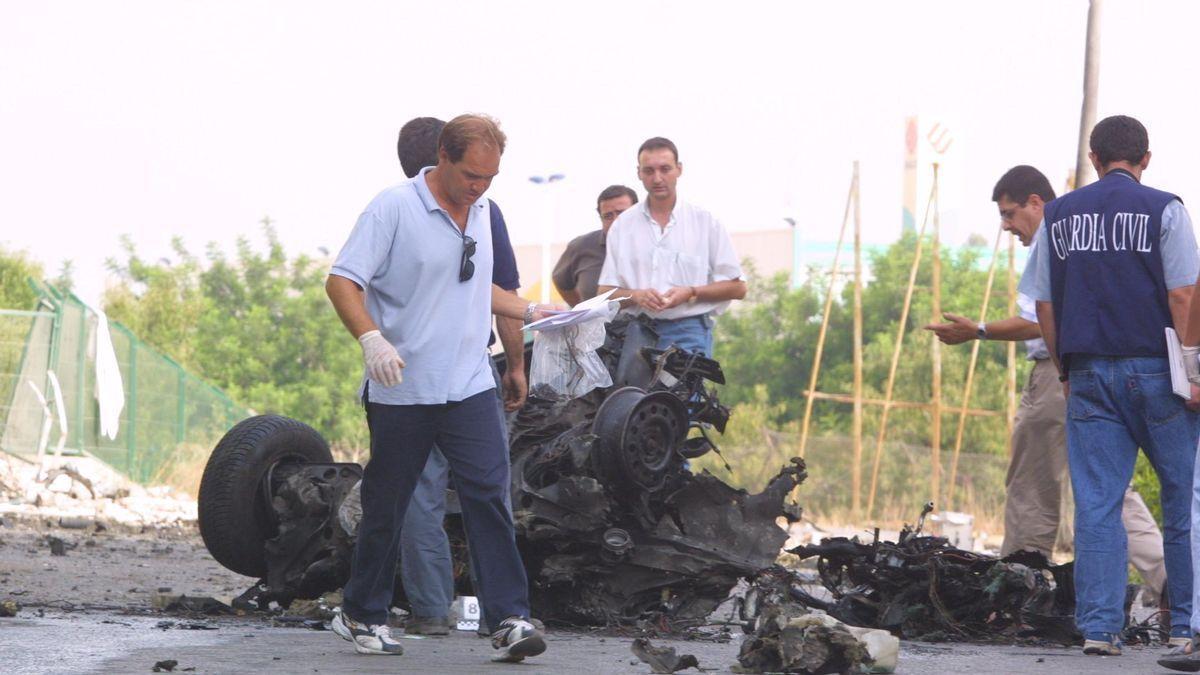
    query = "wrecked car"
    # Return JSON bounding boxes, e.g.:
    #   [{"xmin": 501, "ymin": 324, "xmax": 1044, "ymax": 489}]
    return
[{"xmin": 197, "ymin": 316, "xmax": 806, "ymax": 627}]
